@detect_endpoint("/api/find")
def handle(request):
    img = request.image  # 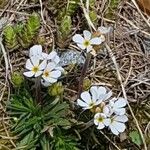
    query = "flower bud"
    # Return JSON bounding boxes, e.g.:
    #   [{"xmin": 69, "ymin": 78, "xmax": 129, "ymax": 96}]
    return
[
  {"xmin": 83, "ymin": 78, "xmax": 91, "ymax": 91},
  {"xmin": 48, "ymin": 82, "xmax": 64, "ymax": 96},
  {"xmin": 11, "ymin": 72, "xmax": 24, "ymax": 87}
]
